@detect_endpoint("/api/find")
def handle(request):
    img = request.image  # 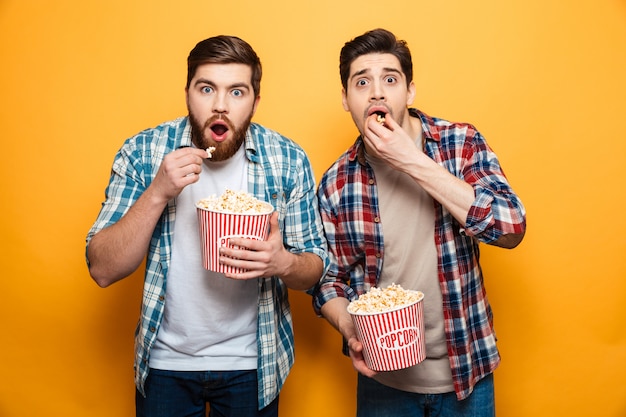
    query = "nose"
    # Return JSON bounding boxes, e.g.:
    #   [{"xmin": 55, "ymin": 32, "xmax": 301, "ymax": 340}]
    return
[
  {"xmin": 213, "ymin": 92, "xmax": 228, "ymax": 114},
  {"xmin": 370, "ymin": 80, "xmax": 385, "ymax": 101}
]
